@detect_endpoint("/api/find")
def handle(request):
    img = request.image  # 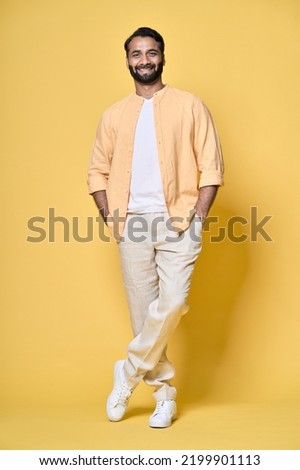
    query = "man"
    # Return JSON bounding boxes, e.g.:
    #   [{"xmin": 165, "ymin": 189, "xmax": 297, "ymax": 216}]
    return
[{"xmin": 88, "ymin": 27, "xmax": 224, "ymax": 428}]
